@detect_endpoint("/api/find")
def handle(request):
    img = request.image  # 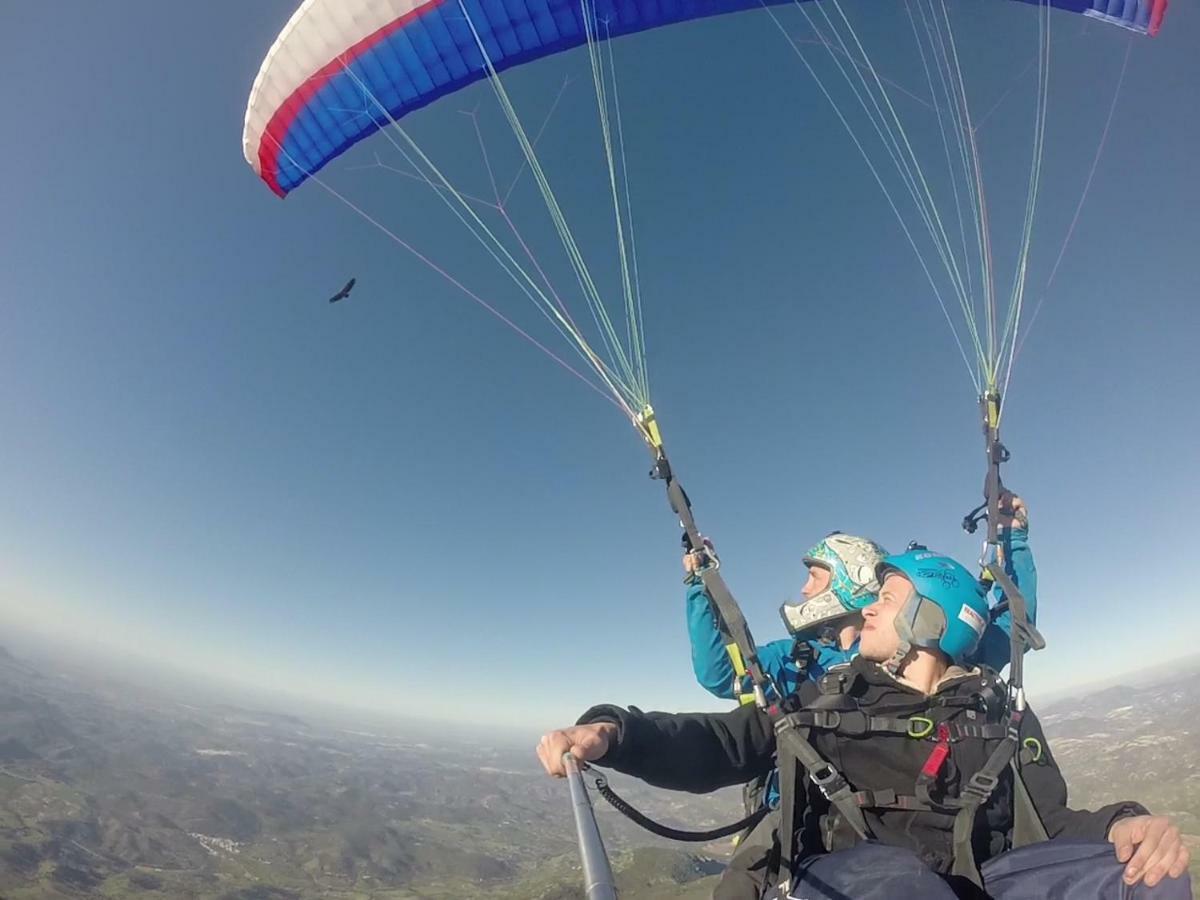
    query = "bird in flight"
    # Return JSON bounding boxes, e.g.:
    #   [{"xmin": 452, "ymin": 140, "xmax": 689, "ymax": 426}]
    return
[{"xmin": 328, "ymin": 278, "xmax": 356, "ymax": 303}]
